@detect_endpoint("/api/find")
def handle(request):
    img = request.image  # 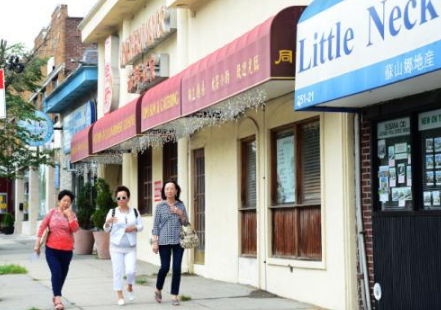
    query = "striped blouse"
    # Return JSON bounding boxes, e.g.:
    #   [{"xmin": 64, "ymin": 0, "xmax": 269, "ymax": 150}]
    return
[{"xmin": 152, "ymin": 201, "xmax": 188, "ymax": 245}]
